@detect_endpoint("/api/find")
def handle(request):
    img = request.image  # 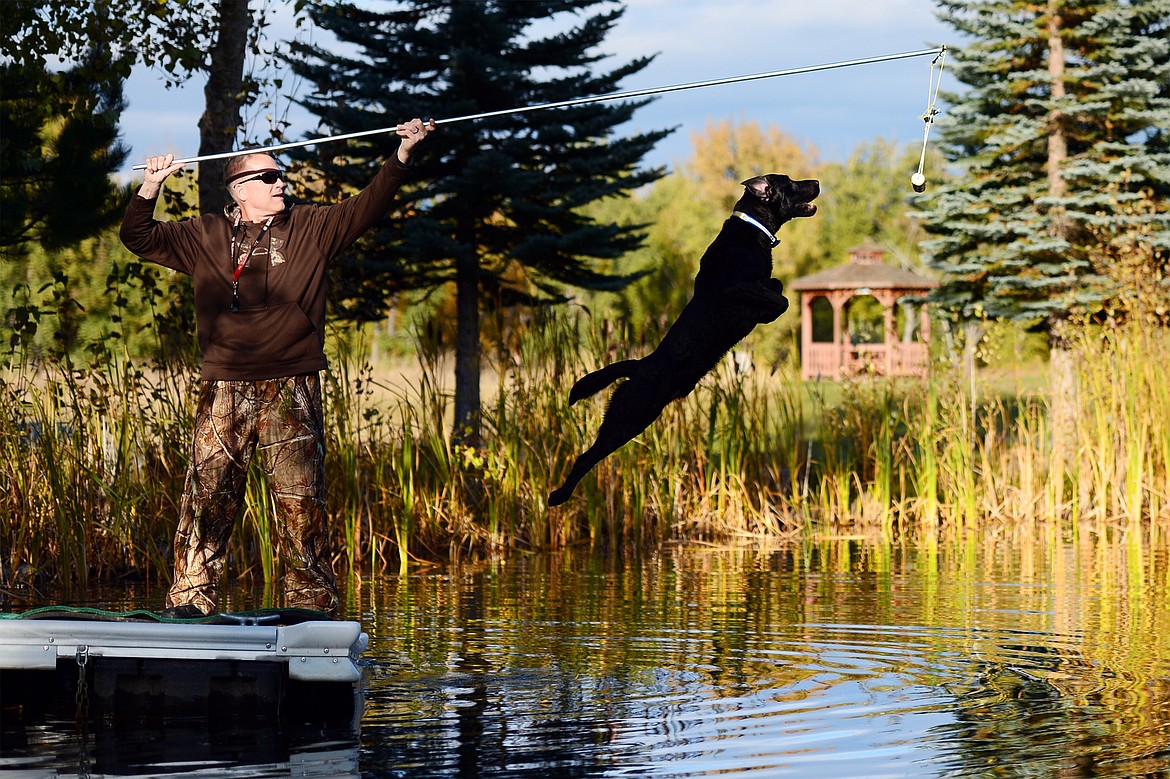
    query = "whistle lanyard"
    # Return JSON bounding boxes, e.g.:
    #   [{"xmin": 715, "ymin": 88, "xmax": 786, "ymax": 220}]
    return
[{"xmin": 229, "ymin": 215, "xmax": 274, "ymax": 312}]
